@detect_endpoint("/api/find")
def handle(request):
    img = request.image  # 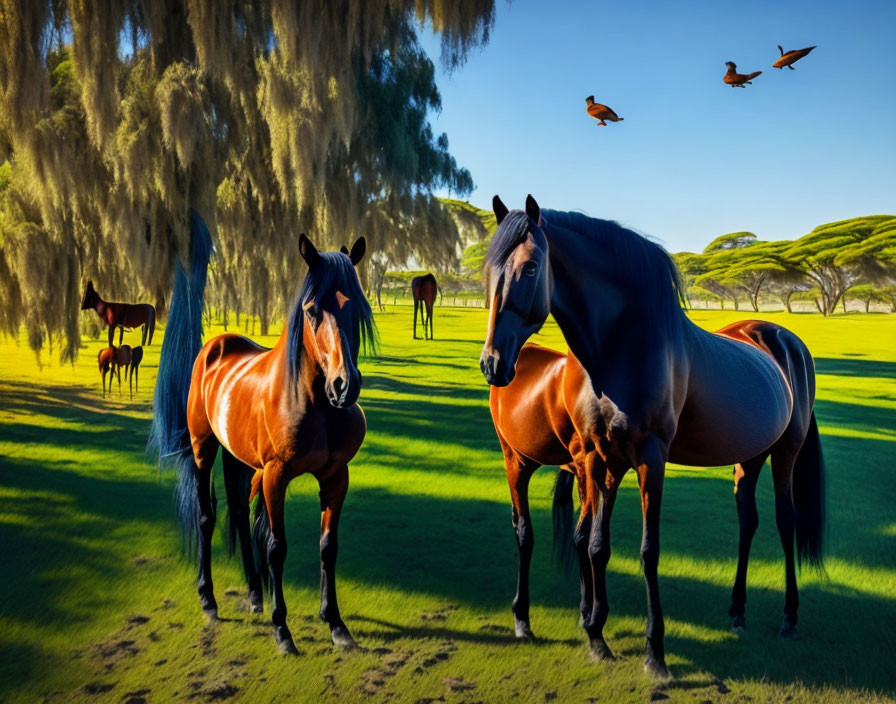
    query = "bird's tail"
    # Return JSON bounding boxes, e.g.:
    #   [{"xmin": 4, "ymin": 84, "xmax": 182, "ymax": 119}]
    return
[{"xmin": 747, "ymin": 71, "xmax": 763, "ymax": 80}]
